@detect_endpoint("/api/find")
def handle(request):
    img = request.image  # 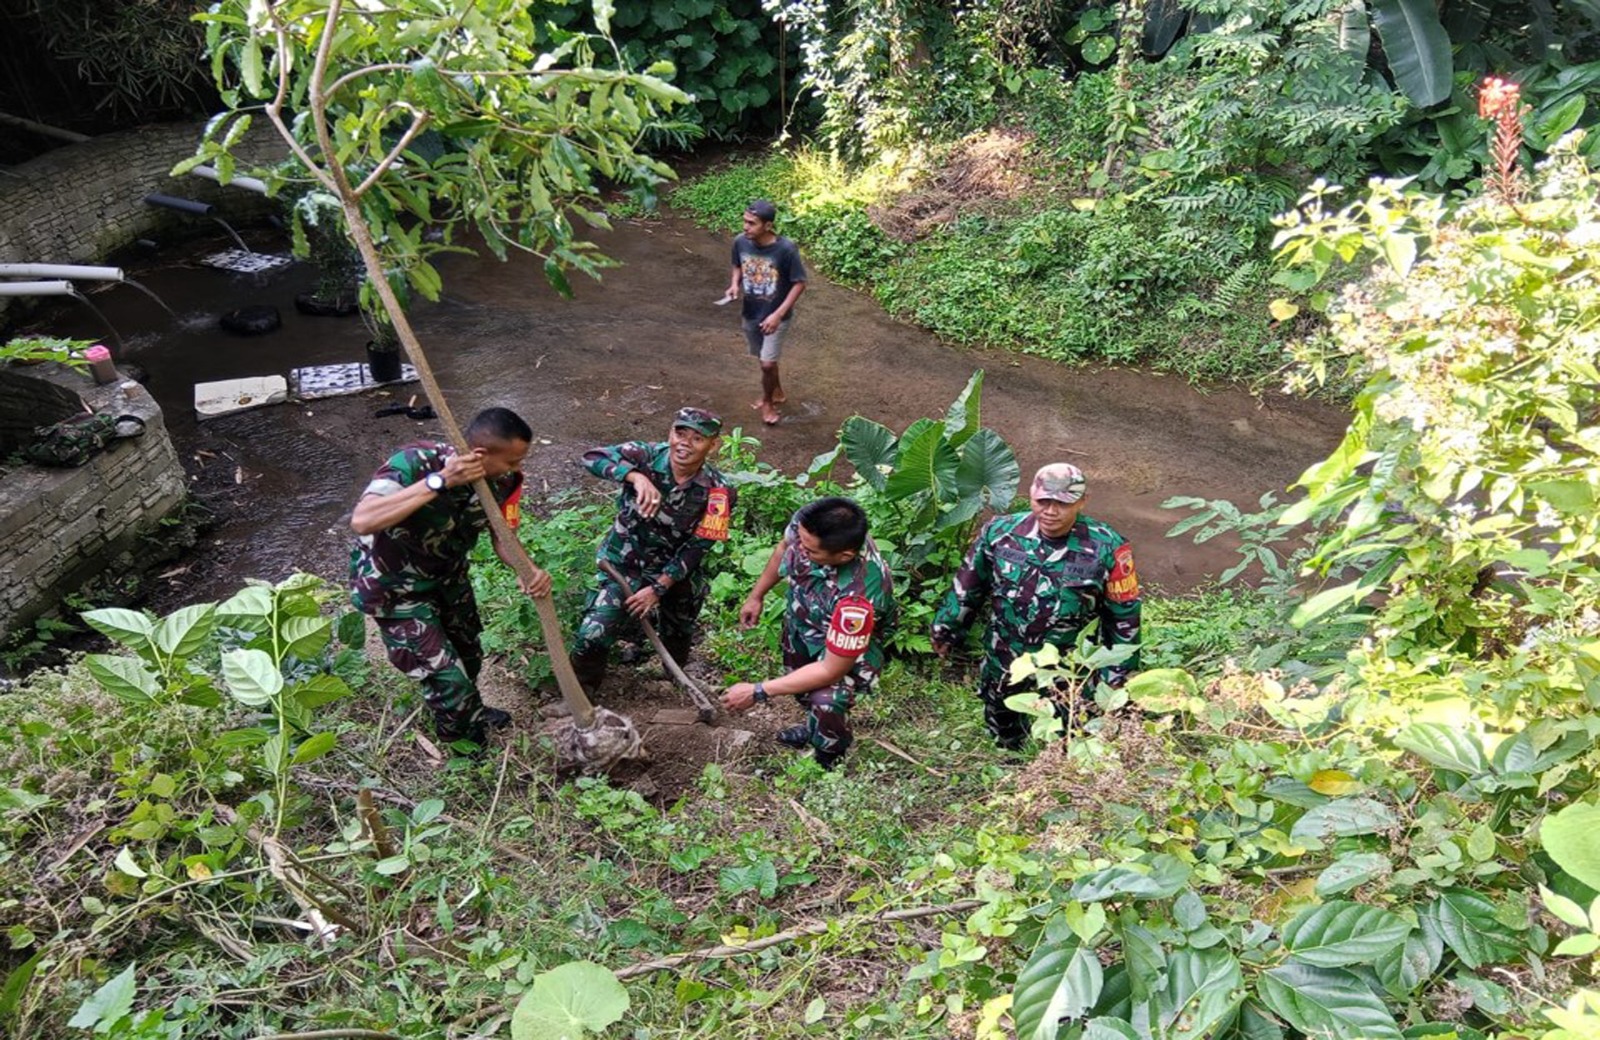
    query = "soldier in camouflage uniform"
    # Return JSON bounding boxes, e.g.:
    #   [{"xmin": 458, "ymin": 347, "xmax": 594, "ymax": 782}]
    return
[
  {"xmin": 722, "ymin": 497, "xmax": 896, "ymax": 770},
  {"xmin": 932, "ymin": 463, "xmax": 1141, "ymax": 749},
  {"xmin": 350, "ymin": 407, "xmax": 551, "ymax": 746},
  {"xmin": 568, "ymin": 408, "xmax": 735, "ymax": 691}
]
